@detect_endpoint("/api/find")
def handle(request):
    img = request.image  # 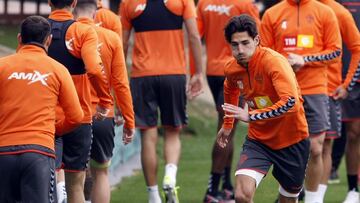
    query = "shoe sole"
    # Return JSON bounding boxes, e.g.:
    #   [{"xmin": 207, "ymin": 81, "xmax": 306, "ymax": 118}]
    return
[{"xmin": 328, "ymin": 179, "xmax": 340, "ymax": 184}]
